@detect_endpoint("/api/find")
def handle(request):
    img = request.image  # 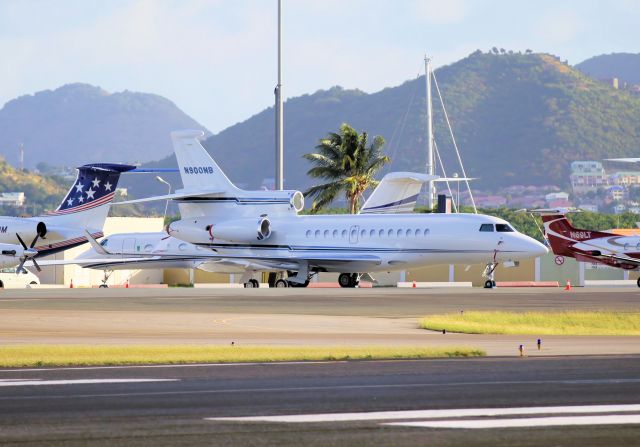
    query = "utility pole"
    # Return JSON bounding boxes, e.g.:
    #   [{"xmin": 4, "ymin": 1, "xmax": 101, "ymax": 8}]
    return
[
  {"xmin": 425, "ymin": 56, "xmax": 434, "ymax": 209},
  {"xmin": 275, "ymin": 0, "xmax": 284, "ymax": 190}
]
